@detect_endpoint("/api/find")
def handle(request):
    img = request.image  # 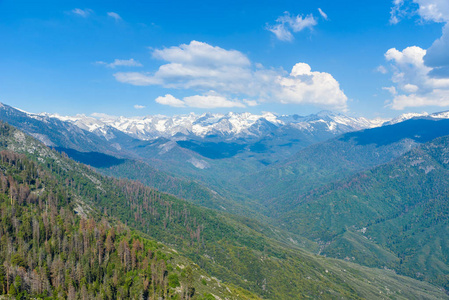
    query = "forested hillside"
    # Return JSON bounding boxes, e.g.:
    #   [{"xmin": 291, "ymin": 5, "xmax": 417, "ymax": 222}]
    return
[
  {"xmin": 277, "ymin": 134, "xmax": 449, "ymax": 289},
  {"xmin": 0, "ymin": 121, "xmax": 447, "ymax": 298},
  {"xmin": 233, "ymin": 118, "xmax": 449, "ymax": 216},
  {"xmin": 97, "ymin": 159, "xmax": 265, "ymax": 218},
  {"xmin": 0, "ymin": 149, "xmax": 257, "ymax": 299}
]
